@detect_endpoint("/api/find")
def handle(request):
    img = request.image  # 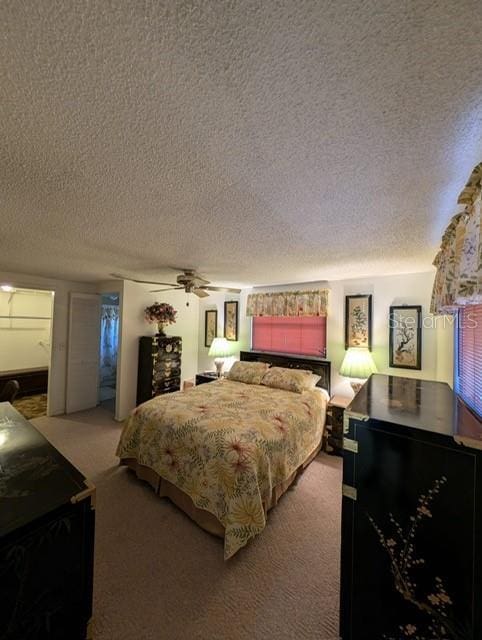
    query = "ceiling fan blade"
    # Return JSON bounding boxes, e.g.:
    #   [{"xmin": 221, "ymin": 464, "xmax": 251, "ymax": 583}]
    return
[
  {"xmin": 149, "ymin": 286, "xmax": 184, "ymax": 293},
  {"xmin": 204, "ymin": 286, "xmax": 242, "ymax": 293},
  {"xmin": 193, "ymin": 288, "xmax": 210, "ymax": 298},
  {"xmin": 110, "ymin": 273, "xmax": 177, "ymax": 286}
]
